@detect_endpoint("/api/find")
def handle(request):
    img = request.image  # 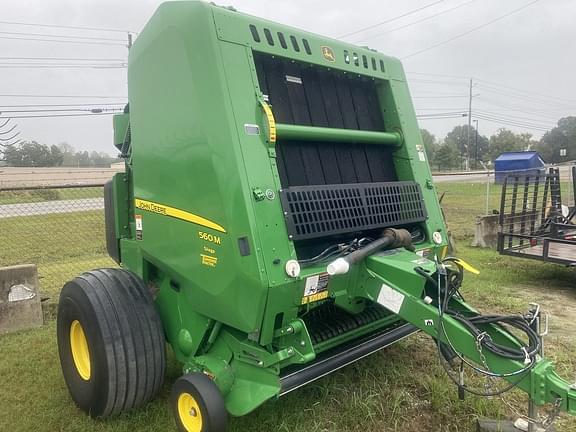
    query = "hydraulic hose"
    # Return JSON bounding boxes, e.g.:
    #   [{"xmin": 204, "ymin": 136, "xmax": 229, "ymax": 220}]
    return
[{"xmin": 327, "ymin": 228, "xmax": 414, "ymax": 275}]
